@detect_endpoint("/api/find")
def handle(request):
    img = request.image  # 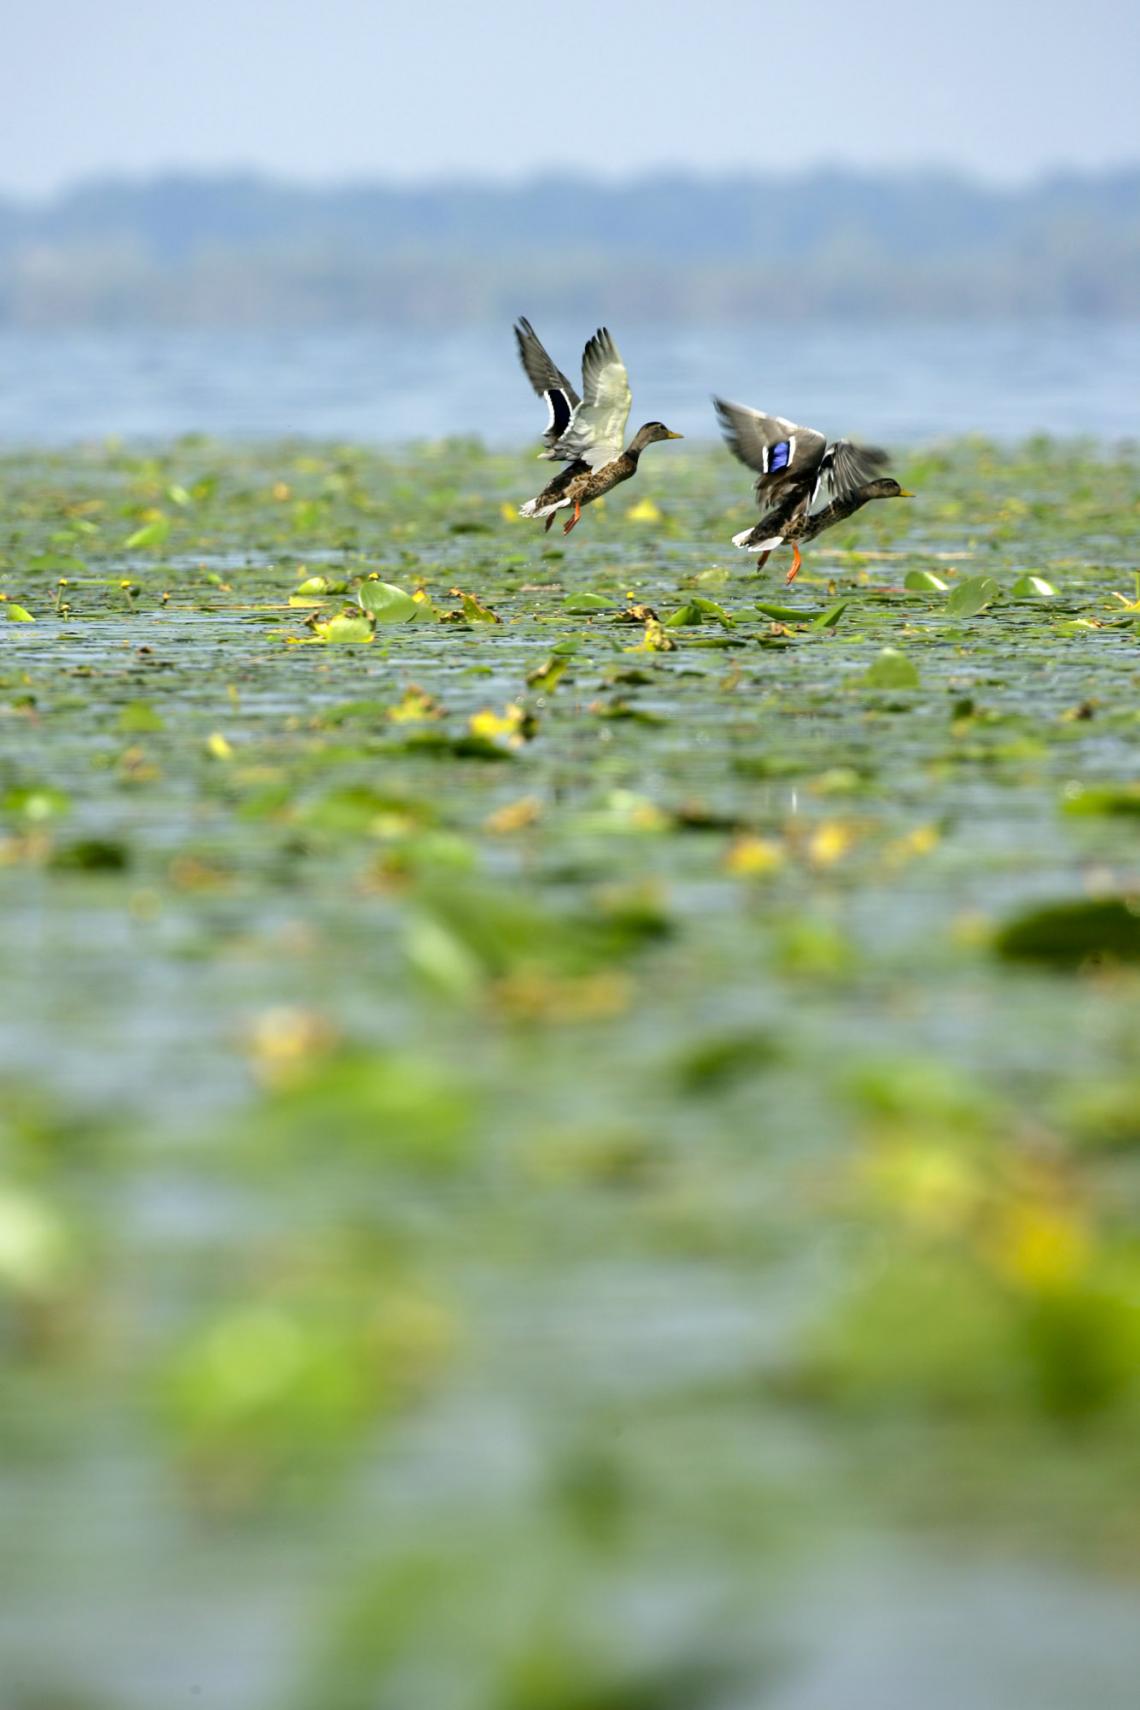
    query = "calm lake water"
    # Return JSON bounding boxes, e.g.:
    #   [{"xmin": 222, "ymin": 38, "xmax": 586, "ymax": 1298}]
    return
[{"xmin": 1, "ymin": 319, "xmax": 1137, "ymax": 447}]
